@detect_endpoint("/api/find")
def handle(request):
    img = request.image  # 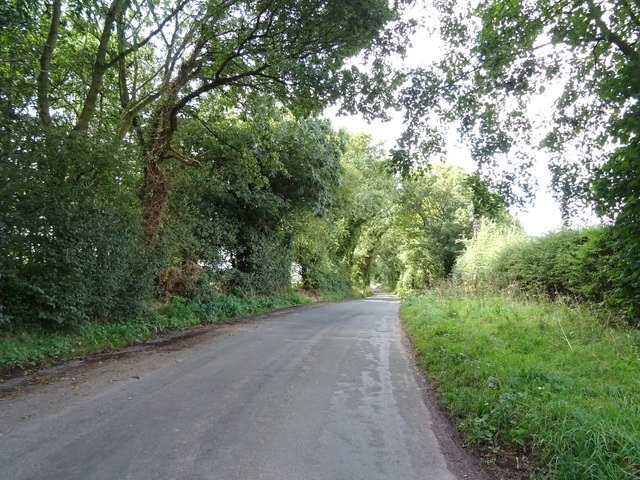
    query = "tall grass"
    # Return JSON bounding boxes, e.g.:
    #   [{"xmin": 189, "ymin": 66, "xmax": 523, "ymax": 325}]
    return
[
  {"xmin": 402, "ymin": 288, "xmax": 640, "ymax": 479},
  {"xmin": 453, "ymin": 219, "xmax": 528, "ymax": 292}
]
